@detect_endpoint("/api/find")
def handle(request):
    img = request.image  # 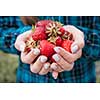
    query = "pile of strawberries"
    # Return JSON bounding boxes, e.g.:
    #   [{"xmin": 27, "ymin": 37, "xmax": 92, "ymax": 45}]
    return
[{"xmin": 24, "ymin": 20, "xmax": 73, "ymax": 63}]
